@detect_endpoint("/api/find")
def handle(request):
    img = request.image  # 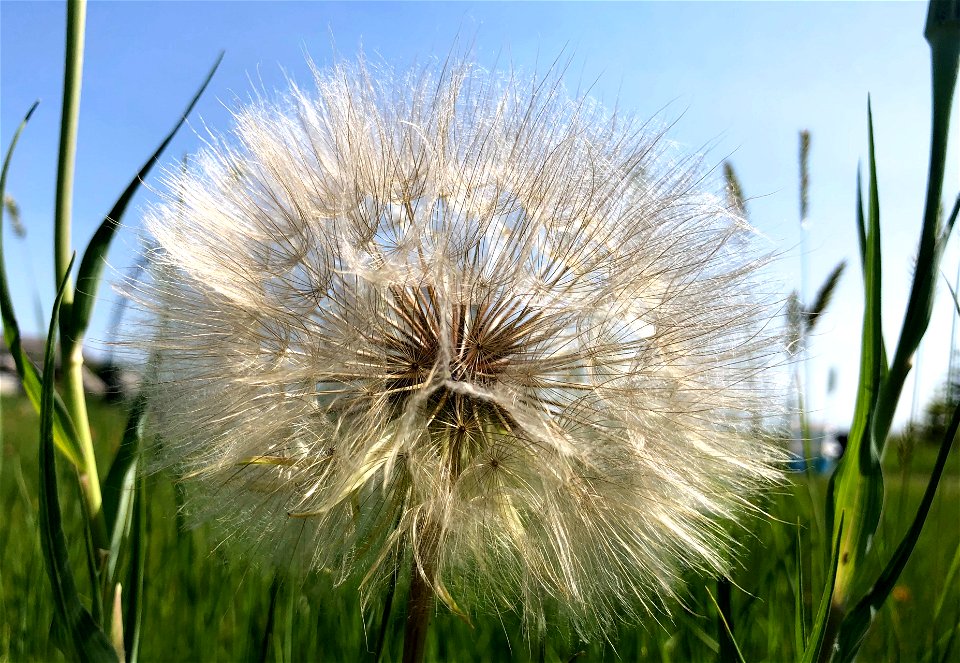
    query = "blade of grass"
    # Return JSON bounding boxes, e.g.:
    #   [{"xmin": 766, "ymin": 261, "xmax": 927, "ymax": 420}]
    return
[
  {"xmin": 123, "ymin": 474, "xmax": 146, "ymax": 663},
  {"xmin": 803, "ymin": 516, "xmax": 843, "ymax": 663},
  {"xmin": 39, "ymin": 253, "xmax": 118, "ymax": 662},
  {"xmin": 931, "ymin": 542, "xmax": 960, "ymax": 639},
  {"xmin": 102, "ymin": 390, "xmax": 148, "ymax": 582},
  {"xmin": 828, "ymin": 102, "xmax": 885, "ymax": 611},
  {"xmin": 794, "ymin": 521, "xmax": 807, "ymax": 657},
  {"xmin": 705, "ymin": 585, "xmax": 745, "ymax": 663},
  {"xmin": 0, "ymin": 102, "xmax": 84, "ymax": 467},
  {"xmin": 258, "ymin": 573, "xmax": 282, "ymax": 663},
  {"xmin": 834, "ymin": 397, "xmax": 959, "ymax": 662},
  {"xmin": 69, "ymin": 51, "xmax": 223, "ymax": 342},
  {"xmin": 872, "ymin": 0, "xmax": 959, "ymax": 455}
]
